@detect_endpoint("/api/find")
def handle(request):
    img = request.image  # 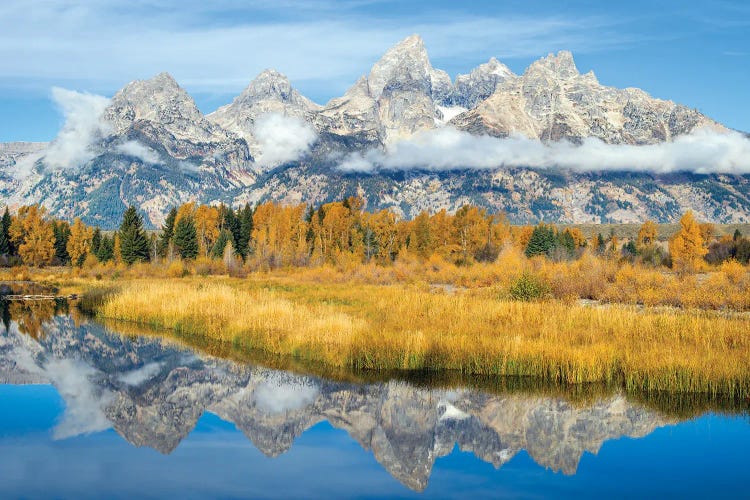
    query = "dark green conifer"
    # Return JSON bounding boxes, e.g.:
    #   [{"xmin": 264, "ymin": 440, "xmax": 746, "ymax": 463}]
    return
[
  {"xmin": 96, "ymin": 235, "xmax": 114, "ymax": 262},
  {"xmin": 158, "ymin": 207, "xmax": 177, "ymax": 258},
  {"xmin": 119, "ymin": 206, "xmax": 150, "ymax": 264},
  {"xmin": 525, "ymin": 224, "xmax": 557, "ymax": 258},
  {"xmin": 173, "ymin": 215, "xmax": 199, "ymax": 260},
  {"xmin": 236, "ymin": 203, "xmax": 254, "ymax": 258},
  {"xmin": 211, "ymin": 229, "xmax": 234, "ymax": 258},
  {"xmin": 91, "ymin": 228, "xmax": 102, "ymax": 257},
  {"xmin": 53, "ymin": 221, "xmax": 71, "ymax": 264},
  {"xmin": 1, "ymin": 208, "xmax": 12, "ymax": 256}
]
